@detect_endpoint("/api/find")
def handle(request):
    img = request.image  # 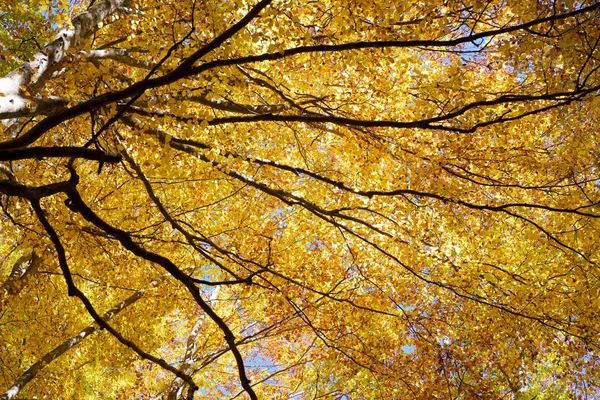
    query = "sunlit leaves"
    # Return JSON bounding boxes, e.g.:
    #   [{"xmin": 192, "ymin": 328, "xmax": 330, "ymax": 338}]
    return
[{"xmin": 2, "ymin": 0, "xmax": 600, "ymax": 398}]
